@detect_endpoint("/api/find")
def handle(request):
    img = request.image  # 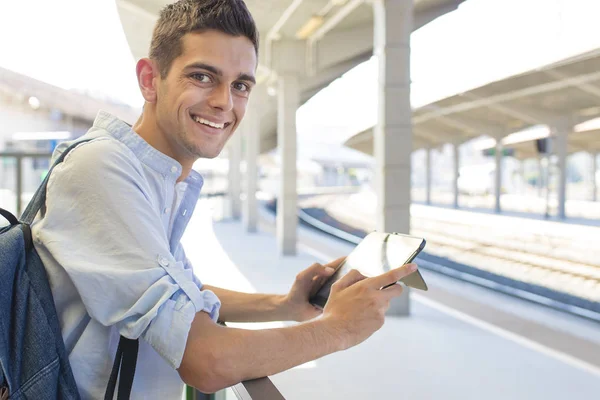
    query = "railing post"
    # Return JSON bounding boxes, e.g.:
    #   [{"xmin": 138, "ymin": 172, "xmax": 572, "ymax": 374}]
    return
[
  {"xmin": 186, "ymin": 385, "xmax": 228, "ymax": 400},
  {"xmin": 186, "ymin": 386, "xmax": 211, "ymax": 400},
  {"xmin": 16, "ymin": 155, "xmax": 23, "ymax": 217},
  {"xmin": 1, "ymin": 151, "xmax": 52, "ymax": 216}
]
